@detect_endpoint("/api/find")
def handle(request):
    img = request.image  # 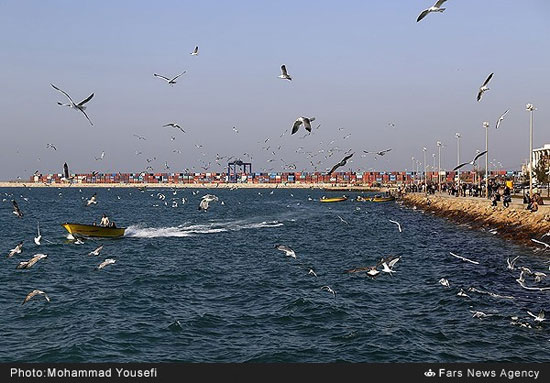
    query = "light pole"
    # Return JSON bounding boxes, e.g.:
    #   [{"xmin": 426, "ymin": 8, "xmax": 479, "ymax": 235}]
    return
[
  {"xmin": 423, "ymin": 147, "xmax": 427, "ymax": 192},
  {"xmin": 411, "ymin": 157, "xmax": 415, "ymax": 187},
  {"xmin": 437, "ymin": 141, "xmax": 442, "ymax": 193},
  {"xmin": 432, "ymin": 153, "xmax": 436, "ymax": 185},
  {"xmin": 455, "ymin": 133, "xmax": 461, "ymax": 195},
  {"xmin": 526, "ymin": 103, "xmax": 536, "ymax": 198},
  {"xmin": 483, "ymin": 121, "xmax": 489, "ymax": 198}
]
